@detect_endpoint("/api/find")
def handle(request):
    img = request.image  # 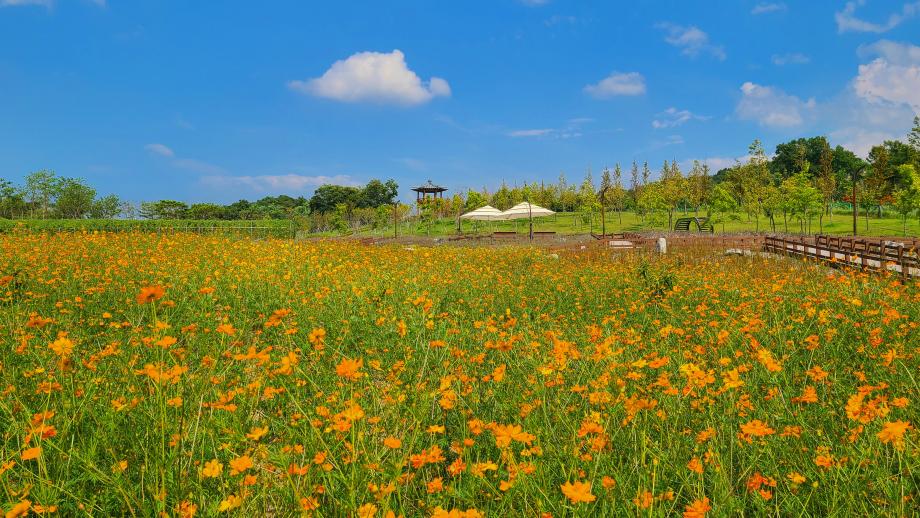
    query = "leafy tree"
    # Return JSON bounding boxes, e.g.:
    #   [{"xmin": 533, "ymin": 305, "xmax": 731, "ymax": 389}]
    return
[
  {"xmin": 55, "ymin": 178, "xmax": 96, "ymax": 219},
  {"xmin": 708, "ymin": 183, "xmax": 739, "ymax": 233},
  {"xmin": 909, "ymin": 115, "xmax": 920, "ymax": 153},
  {"xmin": 90, "ymin": 194, "xmax": 122, "ymax": 219},
  {"xmin": 309, "ymin": 185, "xmax": 361, "ymax": 214},
  {"xmin": 359, "ymin": 179, "xmax": 398, "ymax": 208},
  {"xmin": 0, "ymin": 179, "xmax": 27, "ymax": 218},
  {"xmin": 25, "ymin": 169, "xmax": 61, "ymax": 218},
  {"xmin": 187, "ymin": 203, "xmax": 227, "ymax": 220},
  {"xmin": 816, "ymin": 140, "xmax": 836, "ymax": 232},
  {"xmin": 140, "ymin": 200, "xmax": 189, "ymax": 219},
  {"xmin": 781, "ymin": 173, "xmax": 823, "ymax": 234}
]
